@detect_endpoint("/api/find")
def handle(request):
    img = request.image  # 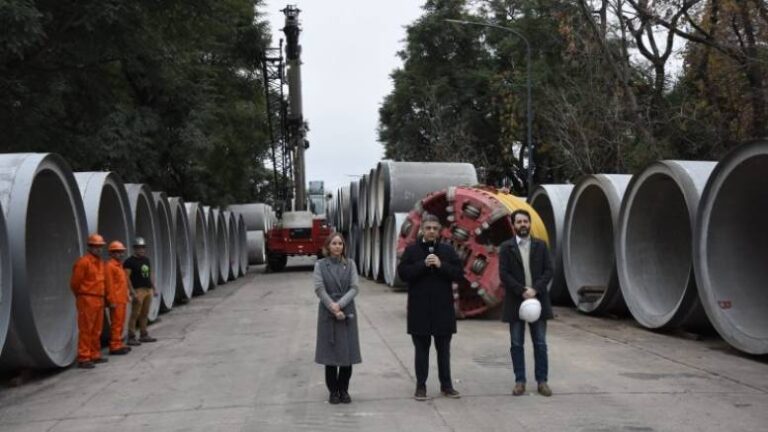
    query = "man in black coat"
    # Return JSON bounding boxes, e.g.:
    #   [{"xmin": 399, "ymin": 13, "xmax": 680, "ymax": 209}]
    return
[
  {"xmin": 397, "ymin": 213, "xmax": 464, "ymax": 401},
  {"xmin": 499, "ymin": 209, "xmax": 554, "ymax": 397}
]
